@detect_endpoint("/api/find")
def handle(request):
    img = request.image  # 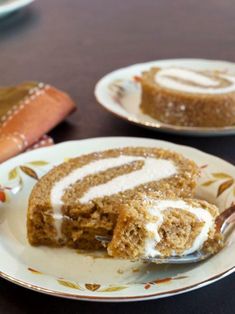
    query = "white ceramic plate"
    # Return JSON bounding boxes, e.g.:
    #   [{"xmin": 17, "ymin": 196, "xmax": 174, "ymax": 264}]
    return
[
  {"xmin": 95, "ymin": 59, "xmax": 235, "ymax": 136},
  {"xmin": 0, "ymin": 137, "xmax": 235, "ymax": 302},
  {"xmin": 0, "ymin": 0, "xmax": 34, "ymax": 18}
]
